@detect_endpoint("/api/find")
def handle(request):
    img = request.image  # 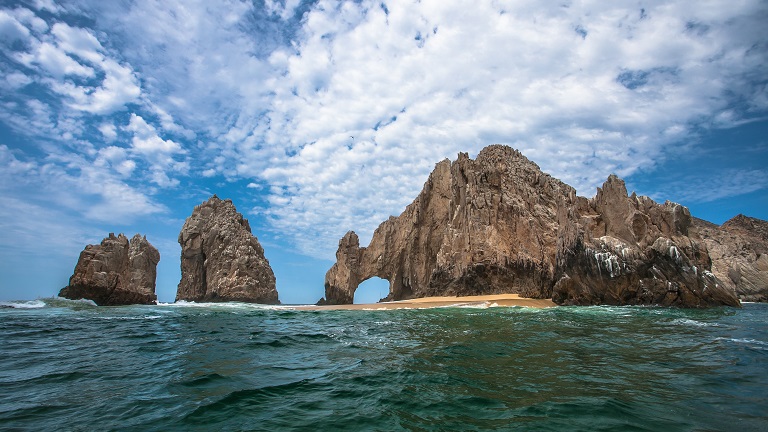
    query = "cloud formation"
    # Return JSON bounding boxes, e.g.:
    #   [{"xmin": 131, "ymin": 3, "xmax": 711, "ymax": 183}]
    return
[
  {"xmin": 248, "ymin": 0, "xmax": 768, "ymax": 255},
  {"xmin": 1, "ymin": 0, "xmax": 766, "ymax": 266}
]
